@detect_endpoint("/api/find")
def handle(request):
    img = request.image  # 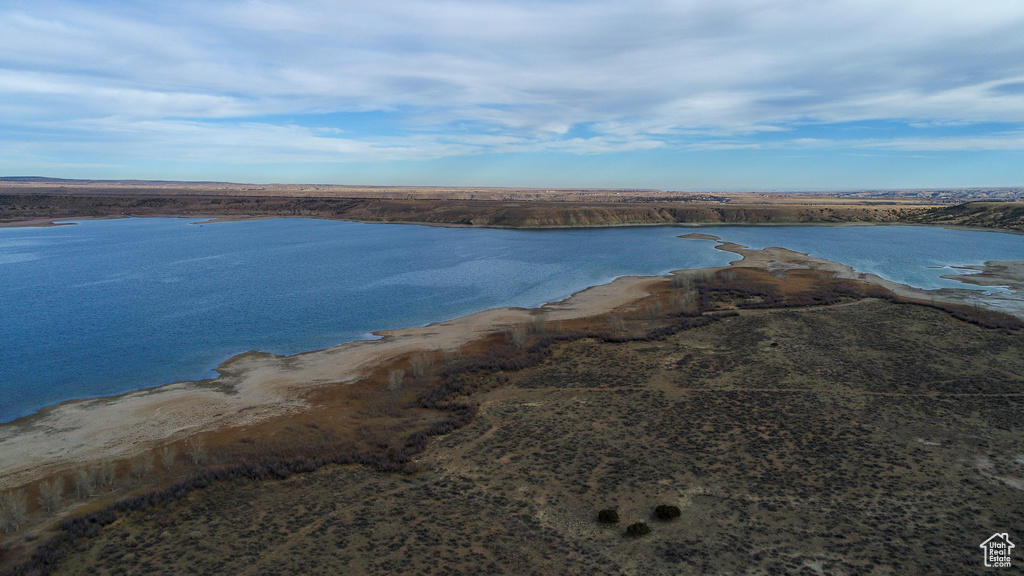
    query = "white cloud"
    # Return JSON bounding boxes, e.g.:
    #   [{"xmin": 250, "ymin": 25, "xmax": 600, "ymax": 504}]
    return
[{"xmin": 2, "ymin": 0, "xmax": 1024, "ymax": 163}]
